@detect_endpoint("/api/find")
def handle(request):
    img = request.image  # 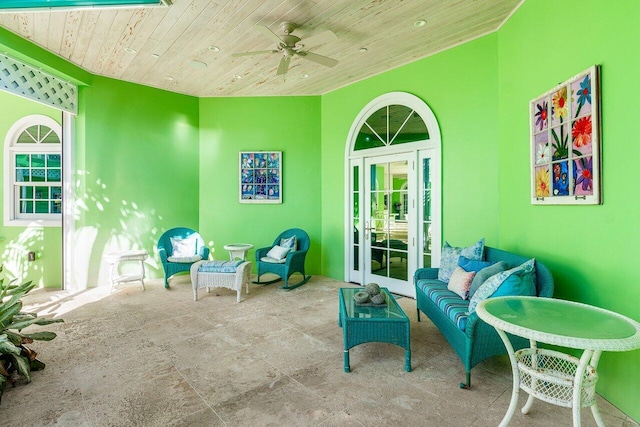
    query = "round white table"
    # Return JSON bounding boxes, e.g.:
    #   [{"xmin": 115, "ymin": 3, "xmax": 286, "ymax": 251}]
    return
[
  {"xmin": 476, "ymin": 296, "xmax": 640, "ymax": 427},
  {"xmin": 103, "ymin": 250, "xmax": 149, "ymax": 292},
  {"xmin": 223, "ymin": 243, "xmax": 253, "ymax": 260}
]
